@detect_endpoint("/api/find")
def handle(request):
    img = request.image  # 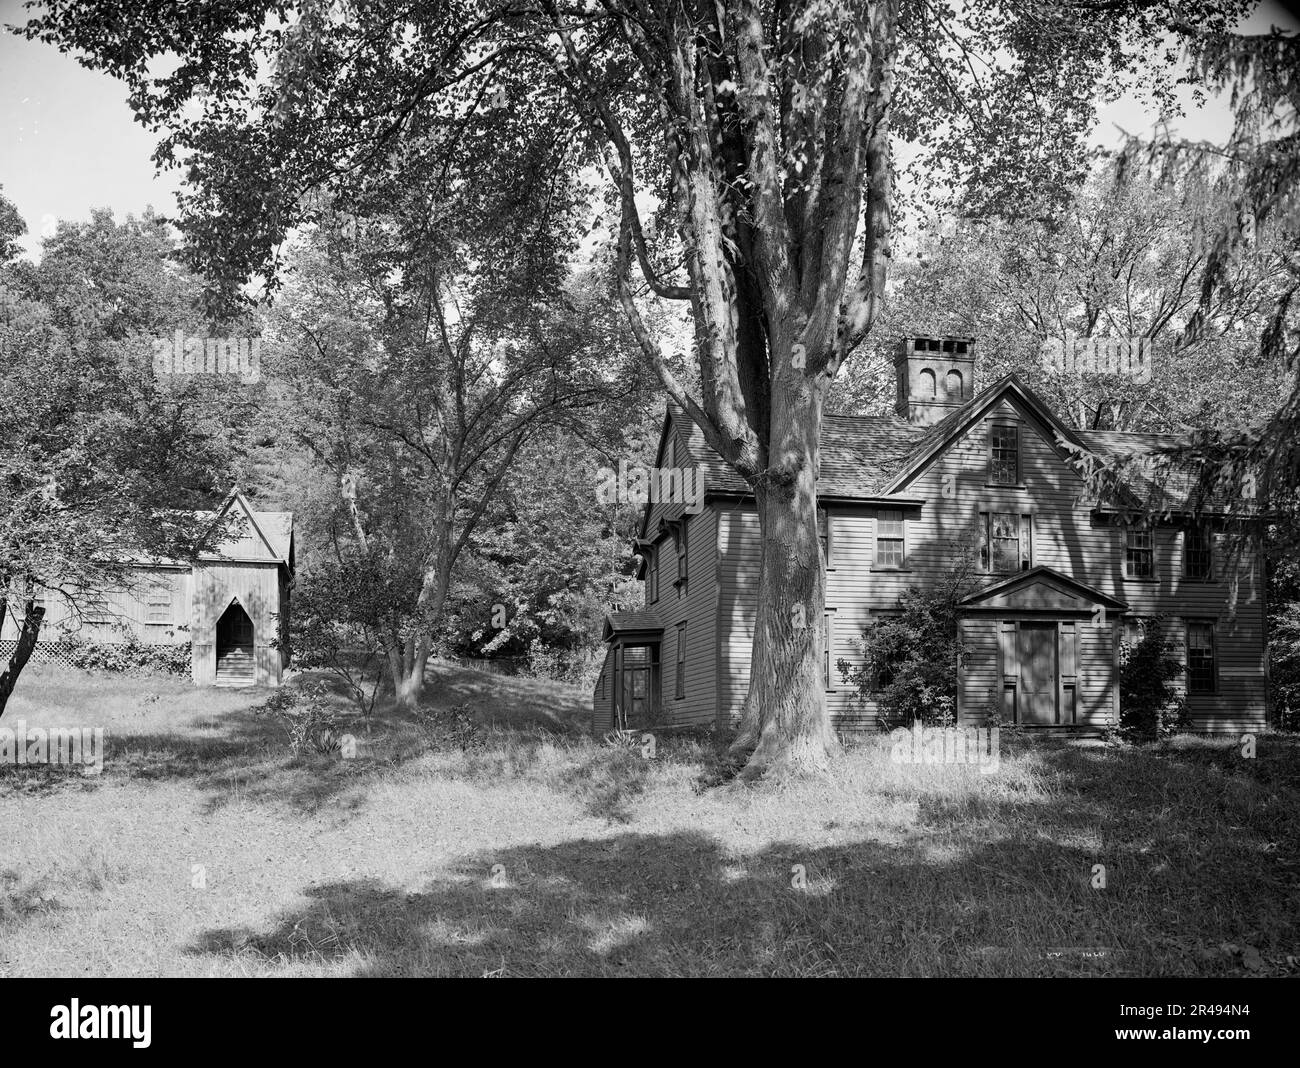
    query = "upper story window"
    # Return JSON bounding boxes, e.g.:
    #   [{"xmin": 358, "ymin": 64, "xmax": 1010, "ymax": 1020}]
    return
[
  {"xmin": 989, "ymin": 422, "xmax": 1019, "ymax": 485},
  {"xmin": 1124, "ymin": 525, "xmax": 1154, "ymax": 579},
  {"xmin": 817, "ymin": 507, "xmax": 834, "ymax": 569},
  {"xmin": 673, "ymin": 521, "xmax": 688, "ymax": 594},
  {"xmin": 979, "ymin": 511, "xmax": 1031, "ymax": 573},
  {"xmin": 646, "ymin": 545, "xmax": 659, "ymax": 603},
  {"xmin": 875, "ymin": 510, "xmax": 905, "ymax": 568},
  {"xmin": 1186, "ymin": 620, "xmax": 1216, "ymax": 693},
  {"xmin": 1184, "ymin": 524, "xmax": 1213, "ymax": 580}
]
